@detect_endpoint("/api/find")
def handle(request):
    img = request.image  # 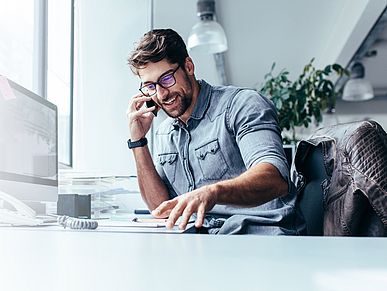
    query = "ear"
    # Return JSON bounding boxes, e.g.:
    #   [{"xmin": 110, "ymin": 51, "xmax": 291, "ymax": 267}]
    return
[{"xmin": 184, "ymin": 57, "xmax": 195, "ymax": 76}]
